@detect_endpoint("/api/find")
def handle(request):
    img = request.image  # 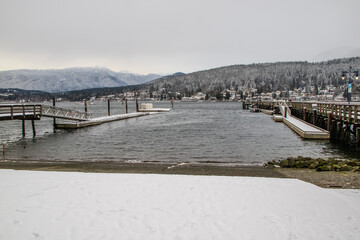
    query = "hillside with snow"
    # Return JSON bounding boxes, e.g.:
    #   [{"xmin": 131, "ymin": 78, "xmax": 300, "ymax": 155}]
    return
[{"xmin": 0, "ymin": 67, "xmax": 162, "ymax": 93}]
